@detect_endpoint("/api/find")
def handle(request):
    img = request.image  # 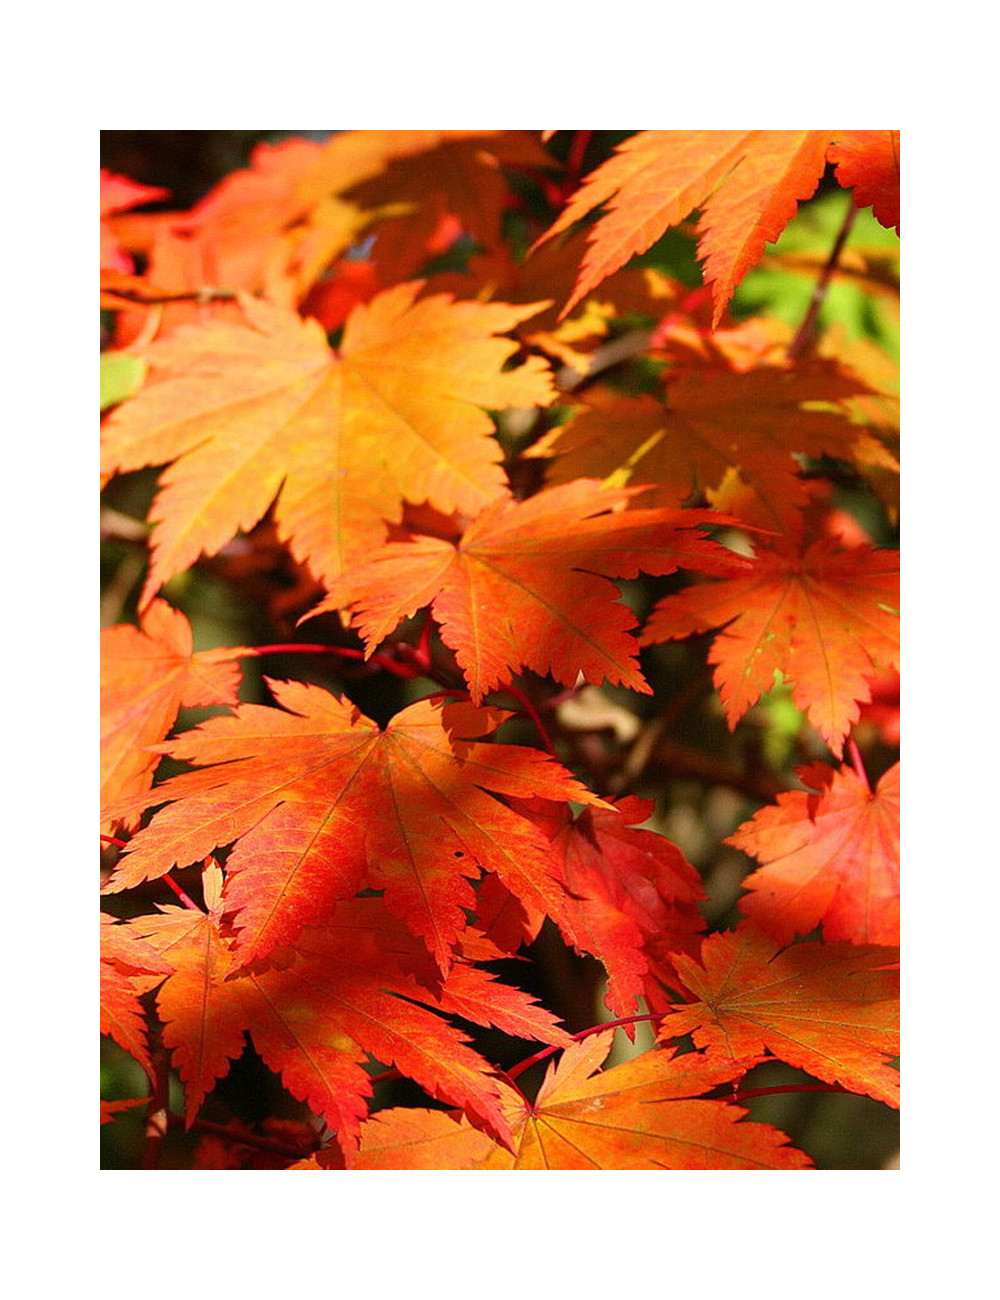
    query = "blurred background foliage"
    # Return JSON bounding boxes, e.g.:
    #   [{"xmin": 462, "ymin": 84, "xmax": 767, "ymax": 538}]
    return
[{"xmin": 100, "ymin": 131, "xmax": 899, "ymax": 1170}]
